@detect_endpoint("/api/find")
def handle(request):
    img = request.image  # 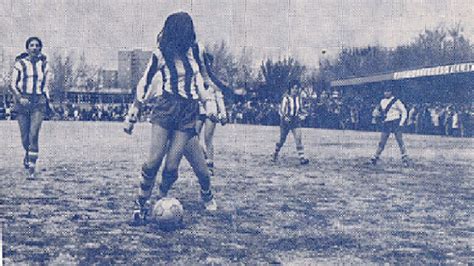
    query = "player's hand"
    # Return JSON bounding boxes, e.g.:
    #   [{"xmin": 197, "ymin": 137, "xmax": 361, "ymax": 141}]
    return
[
  {"xmin": 123, "ymin": 121, "xmax": 135, "ymax": 135},
  {"xmin": 123, "ymin": 115, "xmax": 136, "ymax": 135},
  {"xmin": 298, "ymin": 113, "xmax": 307, "ymax": 121},
  {"xmin": 208, "ymin": 113, "xmax": 220, "ymax": 123},
  {"xmin": 220, "ymin": 117, "xmax": 228, "ymax": 126},
  {"xmin": 19, "ymin": 97, "xmax": 29, "ymax": 105},
  {"xmin": 127, "ymin": 104, "xmax": 139, "ymax": 121},
  {"xmin": 217, "ymin": 113, "xmax": 228, "ymax": 125},
  {"xmin": 45, "ymin": 99, "xmax": 55, "ymax": 116},
  {"xmin": 123, "ymin": 104, "xmax": 139, "ymax": 135}
]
